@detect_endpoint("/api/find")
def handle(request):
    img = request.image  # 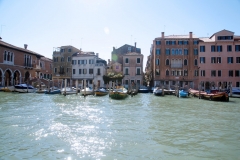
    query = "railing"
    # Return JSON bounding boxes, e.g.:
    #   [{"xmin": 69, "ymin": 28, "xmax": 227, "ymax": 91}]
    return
[
  {"xmin": 24, "ymin": 63, "xmax": 33, "ymax": 67},
  {"xmin": 170, "ymin": 64, "xmax": 182, "ymax": 68}
]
